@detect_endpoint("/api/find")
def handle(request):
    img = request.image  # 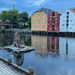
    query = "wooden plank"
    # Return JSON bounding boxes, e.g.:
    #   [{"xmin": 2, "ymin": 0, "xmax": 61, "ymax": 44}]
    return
[{"xmin": 0, "ymin": 58, "xmax": 29, "ymax": 75}]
